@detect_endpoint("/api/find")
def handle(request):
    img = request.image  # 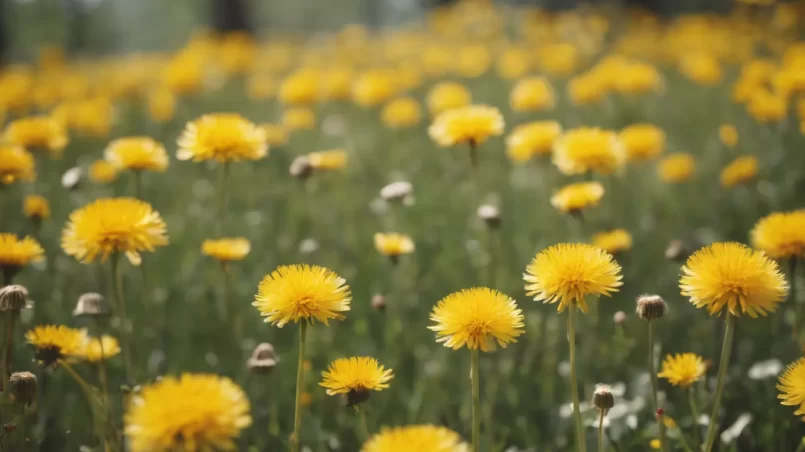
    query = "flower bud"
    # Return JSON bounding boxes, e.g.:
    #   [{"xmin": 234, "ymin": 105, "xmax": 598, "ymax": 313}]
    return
[
  {"xmin": 593, "ymin": 384, "xmax": 614, "ymax": 411},
  {"xmin": 61, "ymin": 167, "xmax": 83, "ymax": 190},
  {"xmin": 72, "ymin": 293, "xmax": 108, "ymax": 317},
  {"xmin": 371, "ymin": 294, "xmax": 386, "ymax": 311},
  {"xmin": 247, "ymin": 343, "xmax": 279, "ymax": 374},
  {"xmin": 289, "ymin": 156, "xmax": 312, "ymax": 180},
  {"xmin": 665, "ymin": 239, "xmax": 687, "ymax": 261},
  {"xmin": 636, "ymin": 294, "xmax": 667, "ymax": 320},
  {"xmin": 613, "ymin": 311, "xmax": 627, "ymax": 325},
  {"xmin": 380, "ymin": 181, "xmax": 413, "ymax": 203},
  {"xmin": 477, "ymin": 204, "xmax": 501, "ymax": 229},
  {"xmin": 0, "ymin": 285, "xmax": 28, "ymax": 312},
  {"xmin": 9, "ymin": 371, "xmax": 37, "ymax": 406}
]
